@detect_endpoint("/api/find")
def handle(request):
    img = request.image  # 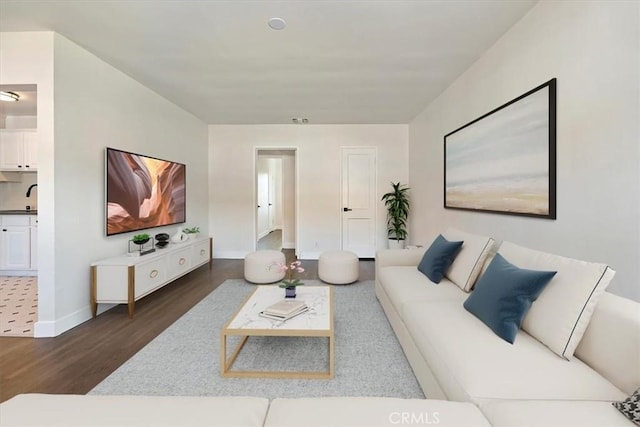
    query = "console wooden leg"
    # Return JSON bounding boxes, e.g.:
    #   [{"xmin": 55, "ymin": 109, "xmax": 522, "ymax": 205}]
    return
[
  {"xmin": 128, "ymin": 266, "xmax": 135, "ymax": 319},
  {"xmin": 90, "ymin": 266, "xmax": 98, "ymax": 318}
]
